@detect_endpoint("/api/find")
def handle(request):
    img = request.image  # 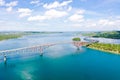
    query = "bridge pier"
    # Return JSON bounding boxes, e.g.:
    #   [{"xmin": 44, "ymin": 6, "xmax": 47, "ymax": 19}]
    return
[
  {"xmin": 40, "ymin": 51, "xmax": 43, "ymax": 56},
  {"xmin": 39, "ymin": 47, "xmax": 44, "ymax": 56},
  {"xmin": 77, "ymin": 46, "xmax": 80, "ymax": 50},
  {"xmin": 4, "ymin": 54, "xmax": 7, "ymax": 62}
]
